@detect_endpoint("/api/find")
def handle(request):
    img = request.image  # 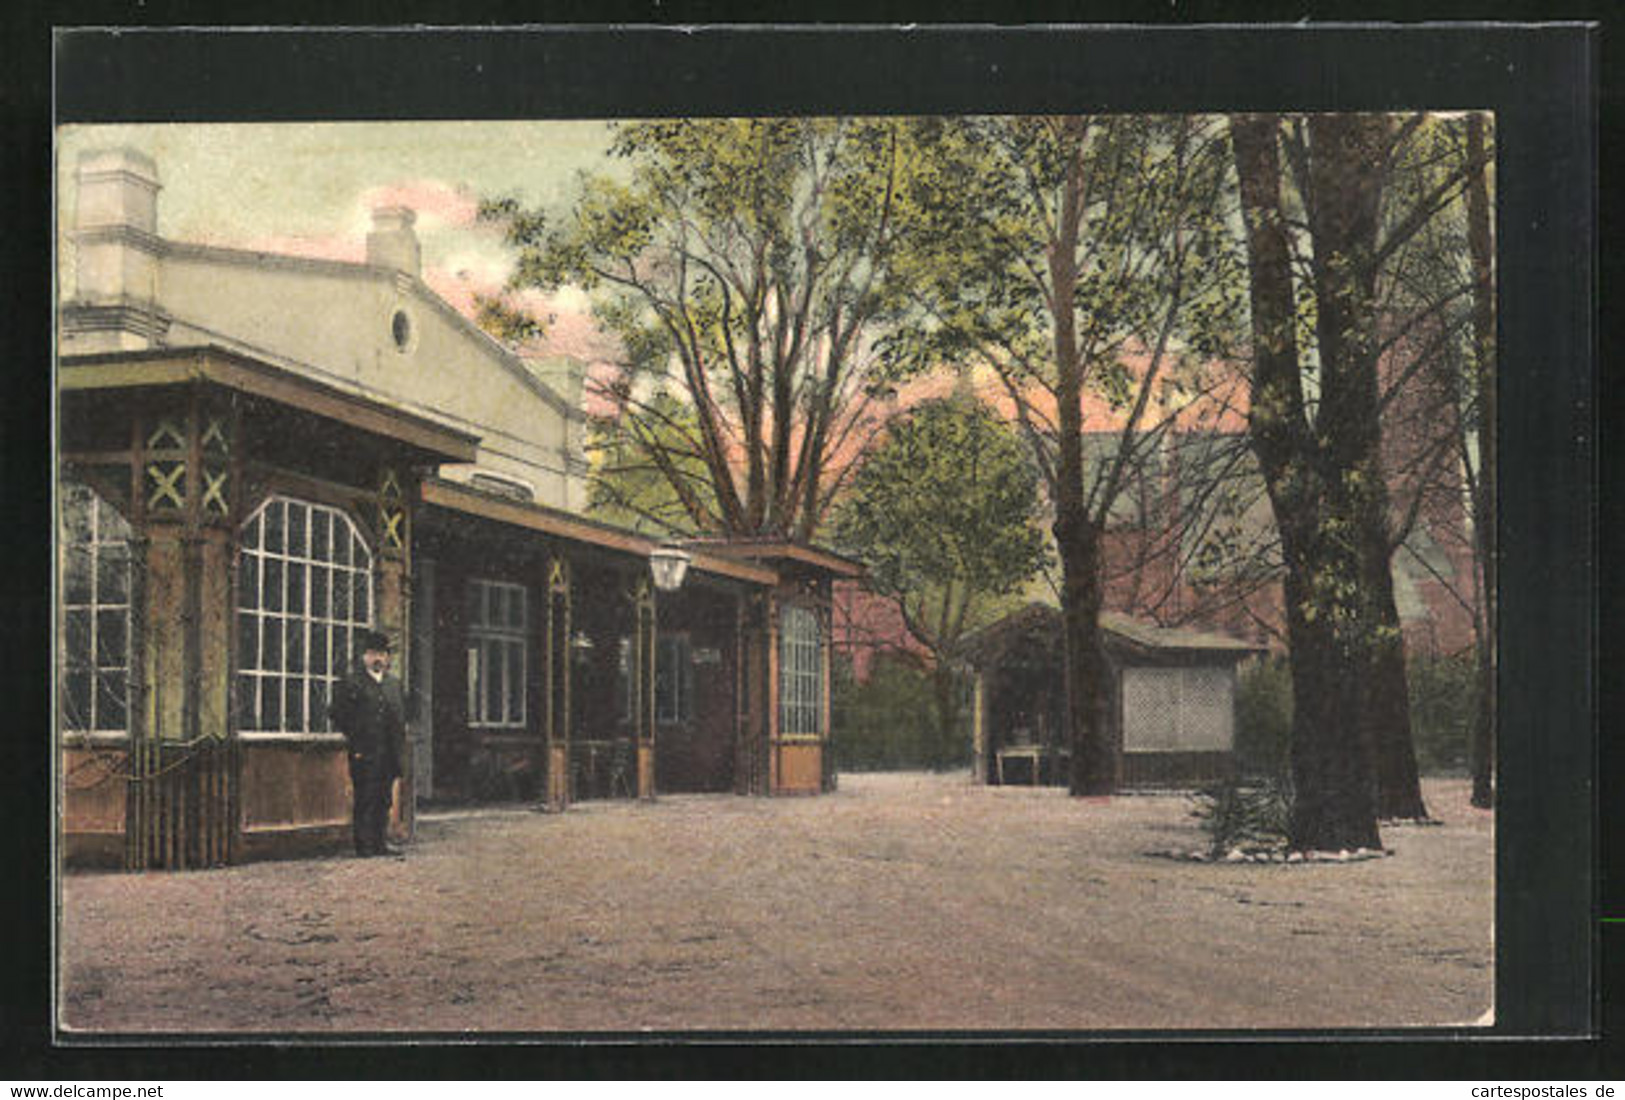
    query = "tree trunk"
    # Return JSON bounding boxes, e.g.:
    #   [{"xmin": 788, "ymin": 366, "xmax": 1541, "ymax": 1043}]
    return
[
  {"xmin": 1057, "ymin": 519, "xmax": 1115, "ymax": 795},
  {"xmin": 1465, "ymin": 111, "xmax": 1497, "ymax": 810},
  {"xmin": 929, "ymin": 662, "xmax": 962, "ymax": 770},
  {"xmin": 1304, "ymin": 114, "xmax": 1427, "ymax": 822},
  {"xmin": 1230, "ymin": 113, "xmax": 1384, "ymax": 852},
  {"xmin": 1044, "ymin": 117, "xmax": 1116, "ymax": 797},
  {"xmin": 1362, "ymin": 554, "xmax": 1430, "ymax": 820}
]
